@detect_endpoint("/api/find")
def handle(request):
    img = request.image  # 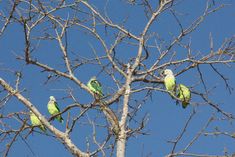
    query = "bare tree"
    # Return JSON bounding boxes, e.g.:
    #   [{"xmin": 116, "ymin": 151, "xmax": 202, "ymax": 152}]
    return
[{"xmin": 0, "ymin": 0, "xmax": 235, "ymax": 157}]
